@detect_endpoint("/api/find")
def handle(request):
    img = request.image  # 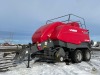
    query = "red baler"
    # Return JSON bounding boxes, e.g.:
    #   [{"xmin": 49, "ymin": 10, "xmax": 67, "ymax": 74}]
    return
[{"xmin": 30, "ymin": 14, "xmax": 91, "ymax": 63}]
